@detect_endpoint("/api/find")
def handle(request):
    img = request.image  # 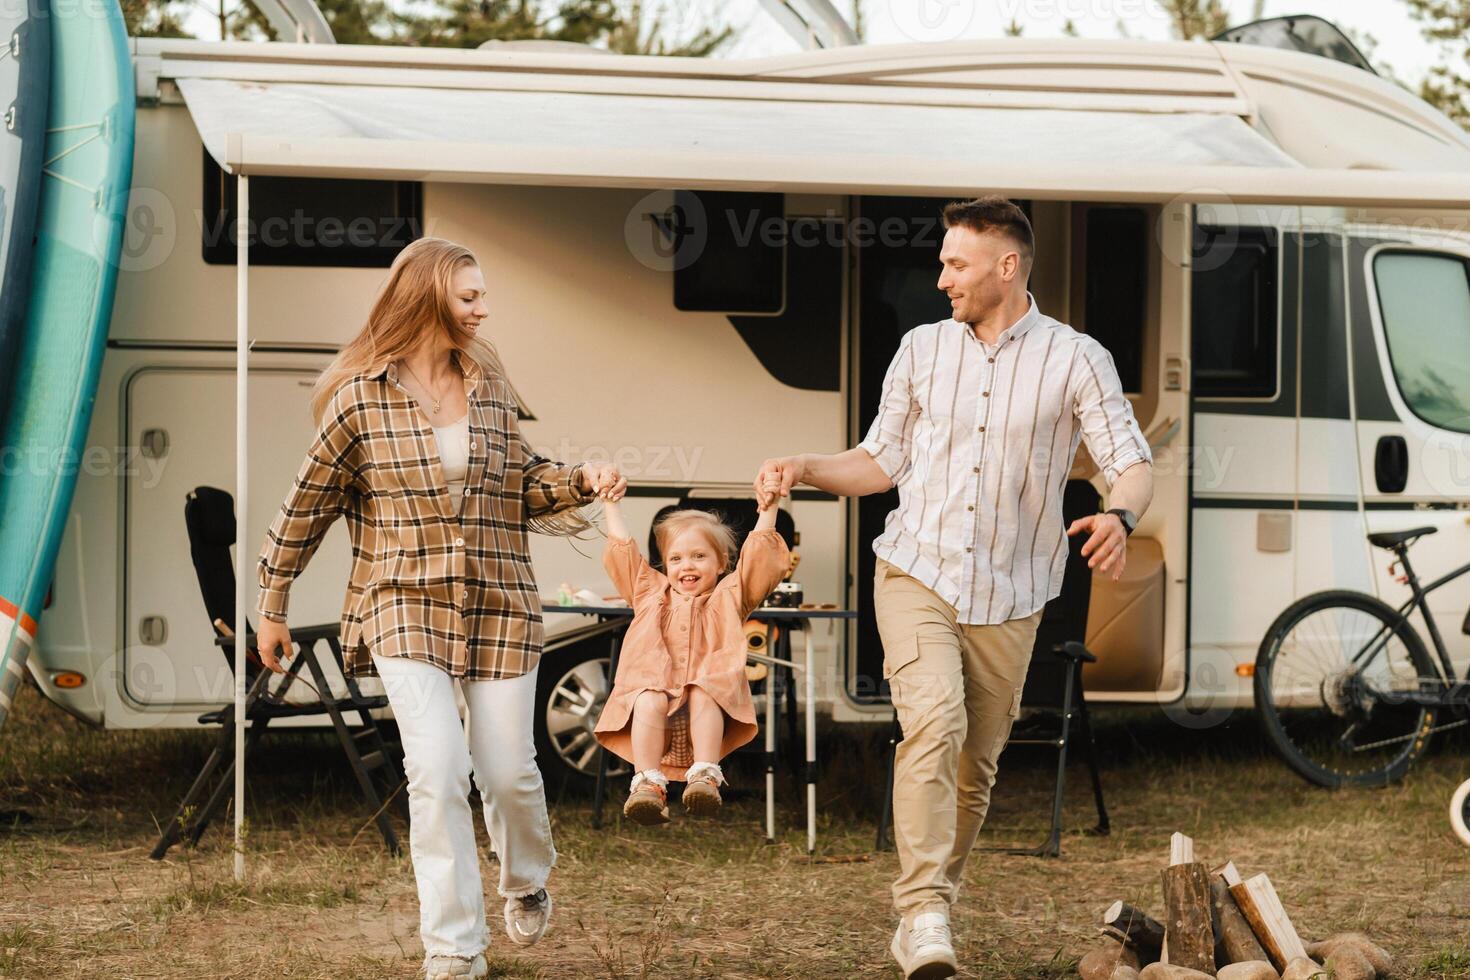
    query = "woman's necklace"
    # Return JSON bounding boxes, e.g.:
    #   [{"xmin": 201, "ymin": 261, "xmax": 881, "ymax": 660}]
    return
[{"xmin": 399, "ymin": 360, "xmax": 451, "ymax": 416}]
